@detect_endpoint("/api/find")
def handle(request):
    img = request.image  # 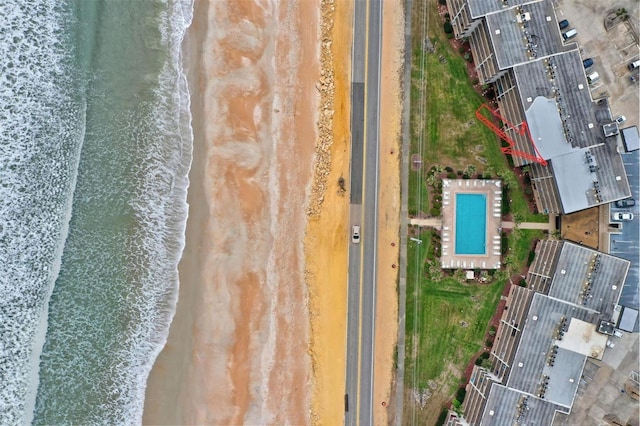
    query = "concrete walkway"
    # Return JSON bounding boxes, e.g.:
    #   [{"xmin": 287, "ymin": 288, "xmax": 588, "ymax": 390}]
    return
[
  {"xmin": 501, "ymin": 221, "xmax": 553, "ymax": 230},
  {"xmin": 410, "ymin": 216, "xmax": 558, "ymax": 232},
  {"xmin": 408, "ymin": 217, "xmax": 442, "ymax": 228}
]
